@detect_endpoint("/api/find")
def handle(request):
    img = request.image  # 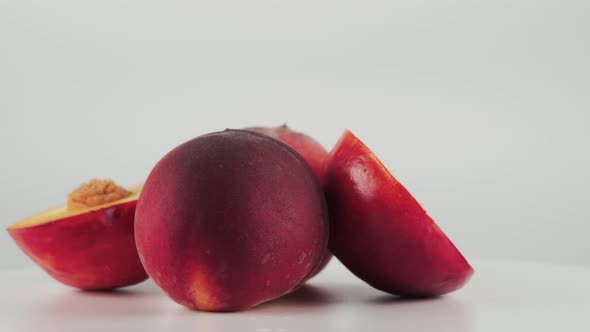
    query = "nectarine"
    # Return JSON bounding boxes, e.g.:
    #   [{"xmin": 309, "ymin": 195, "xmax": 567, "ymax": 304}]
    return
[
  {"xmin": 245, "ymin": 124, "xmax": 332, "ymax": 280},
  {"xmin": 324, "ymin": 130, "xmax": 473, "ymax": 297},
  {"xmin": 135, "ymin": 129, "xmax": 329, "ymax": 311},
  {"xmin": 246, "ymin": 124, "xmax": 328, "ymax": 179},
  {"xmin": 7, "ymin": 179, "xmax": 148, "ymax": 290}
]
